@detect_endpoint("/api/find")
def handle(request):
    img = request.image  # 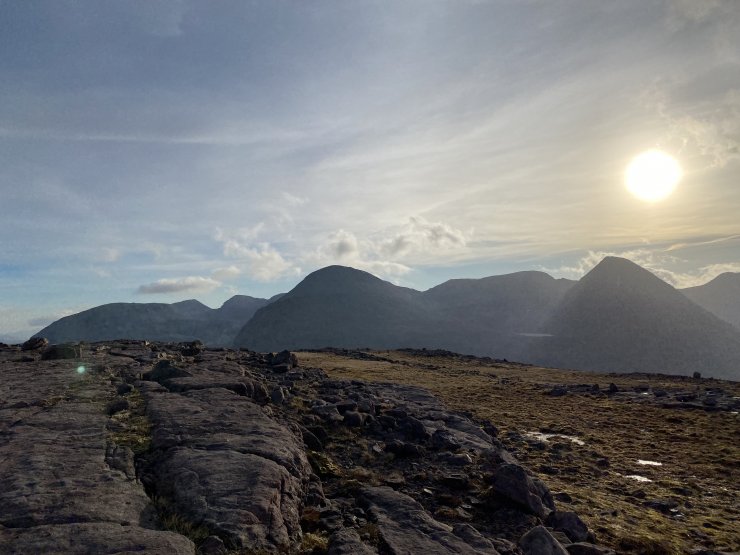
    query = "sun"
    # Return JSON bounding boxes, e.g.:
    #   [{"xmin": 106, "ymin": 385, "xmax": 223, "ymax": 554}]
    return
[{"xmin": 625, "ymin": 149, "xmax": 682, "ymax": 202}]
